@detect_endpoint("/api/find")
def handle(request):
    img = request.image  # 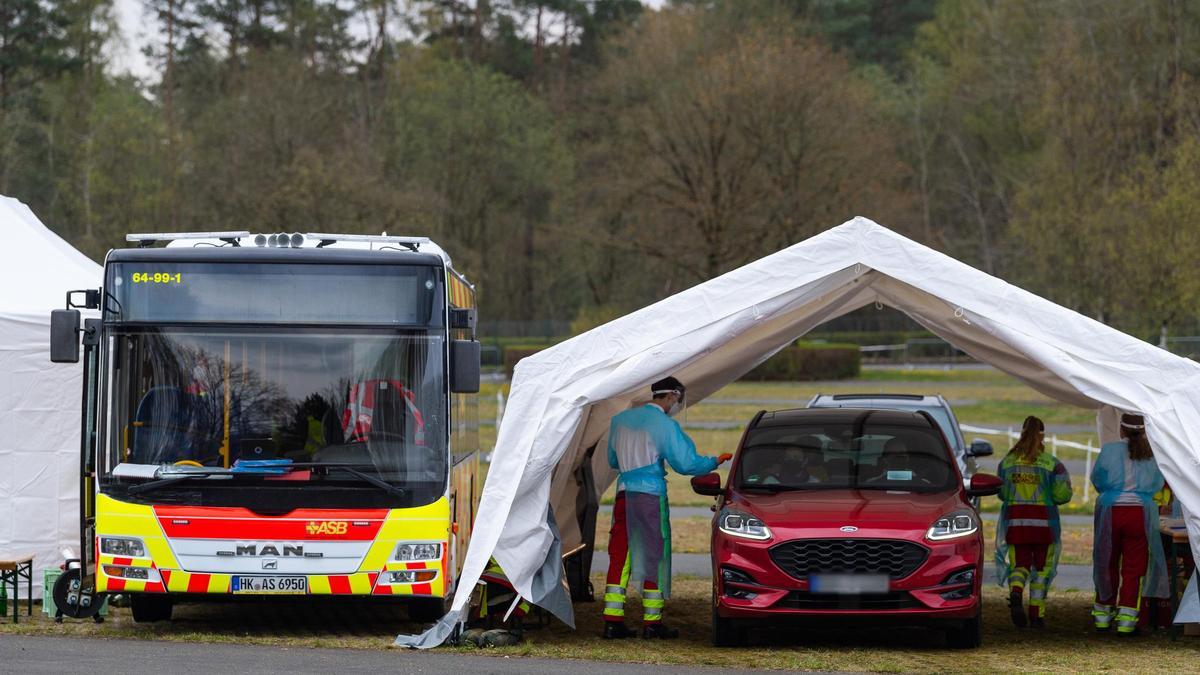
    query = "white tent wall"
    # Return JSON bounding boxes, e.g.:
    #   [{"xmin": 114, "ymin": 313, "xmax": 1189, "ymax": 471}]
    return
[
  {"xmin": 0, "ymin": 196, "xmax": 101, "ymax": 599},
  {"xmin": 0, "ymin": 313, "xmax": 86, "ymax": 599},
  {"xmin": 399, "ymin": 217, "xmax": 1200, "ymax": 646}
]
